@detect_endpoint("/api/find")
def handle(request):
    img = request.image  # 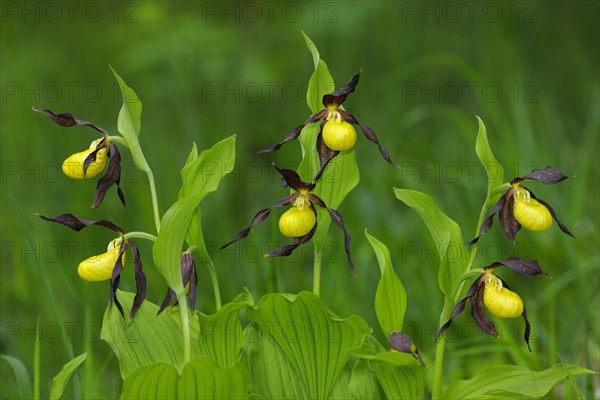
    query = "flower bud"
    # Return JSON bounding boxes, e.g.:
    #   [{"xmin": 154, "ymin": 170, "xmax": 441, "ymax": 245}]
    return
[
  {"xmin": 513, "ymin": 188, "xmax": 553, "ymax": 231},
  {"xmin": 322, "ymin": 119, "xmax": 357, "ymax": 151},
  {"xmin": 77, "ymin": 238, "xmax": 125, "ymax": 282},
  {"xmin": 483, "ymin": 274, "xmax": 524, "ymax": 318},
  {"xmin": 278, "ymin": 206, "xmax": 316, "ymax": 238},
  {"xmin": 62, "ymin": 139, "xmax": 108, "ymax": 179}
]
